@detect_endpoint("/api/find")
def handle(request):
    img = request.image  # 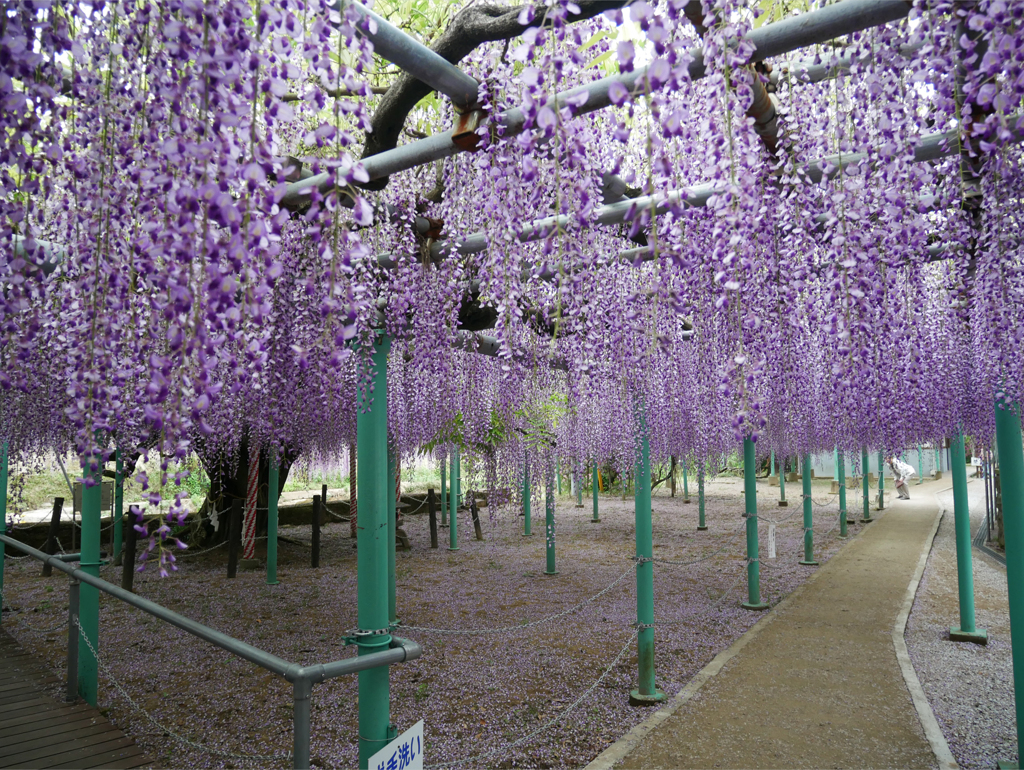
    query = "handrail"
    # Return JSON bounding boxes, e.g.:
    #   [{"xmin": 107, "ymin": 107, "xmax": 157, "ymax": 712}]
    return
[{"xmin": 0, "ymin": 533, "xmax": 421, "ymax": 769}]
